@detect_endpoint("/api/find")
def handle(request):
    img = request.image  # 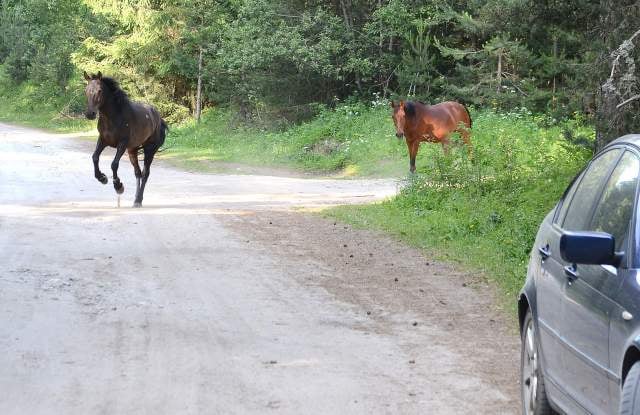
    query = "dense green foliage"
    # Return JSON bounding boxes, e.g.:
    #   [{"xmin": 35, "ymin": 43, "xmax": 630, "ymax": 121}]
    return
[
  {"xmin": 0, "ymin": 0, "xmax": 630, "ymax": 125},
  {"xmin": 0, "ymin": 64, "xmax": 92, "ymax": 131},
  {"xmin": 328, "ymin": 110, "xmax": 593, "ymax": 299}
]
